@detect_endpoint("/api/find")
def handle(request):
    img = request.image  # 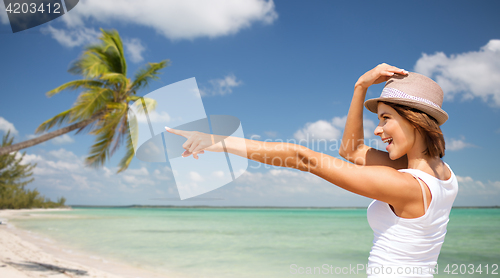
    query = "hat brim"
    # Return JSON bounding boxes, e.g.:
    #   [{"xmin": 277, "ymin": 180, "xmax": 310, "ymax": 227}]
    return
[{"xmin": 364, "ymin": 97, "xmax": 448, "ymax": 125}]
